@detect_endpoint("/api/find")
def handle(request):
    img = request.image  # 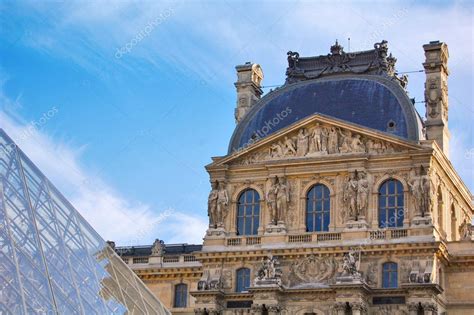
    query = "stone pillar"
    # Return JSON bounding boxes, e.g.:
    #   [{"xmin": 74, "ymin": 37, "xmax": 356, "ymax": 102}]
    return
[
  {"xmin": 267, "ymin": 305, "xmax": 280, "ymax": 315},
  {"xmin": 350, "ymin": 302, "xmax": 367, "ymax": 315},
  {"xmin": 333, "ymin": 302, "xmax": 347, "ymax": 315},
  {"xmin": 423, "ymin": 41, "xmax": 450, "ymax": 157},
  {"xmin": 422, "ymin": 302, "xmax": 438, "ymax": 315},
  {"xmin": 407, "ymin": 302, "xmax": 420, "ymax": 315},
  {"xmin": 234, "ymin": 63, "xmax": 263, "ymax": 124}
]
